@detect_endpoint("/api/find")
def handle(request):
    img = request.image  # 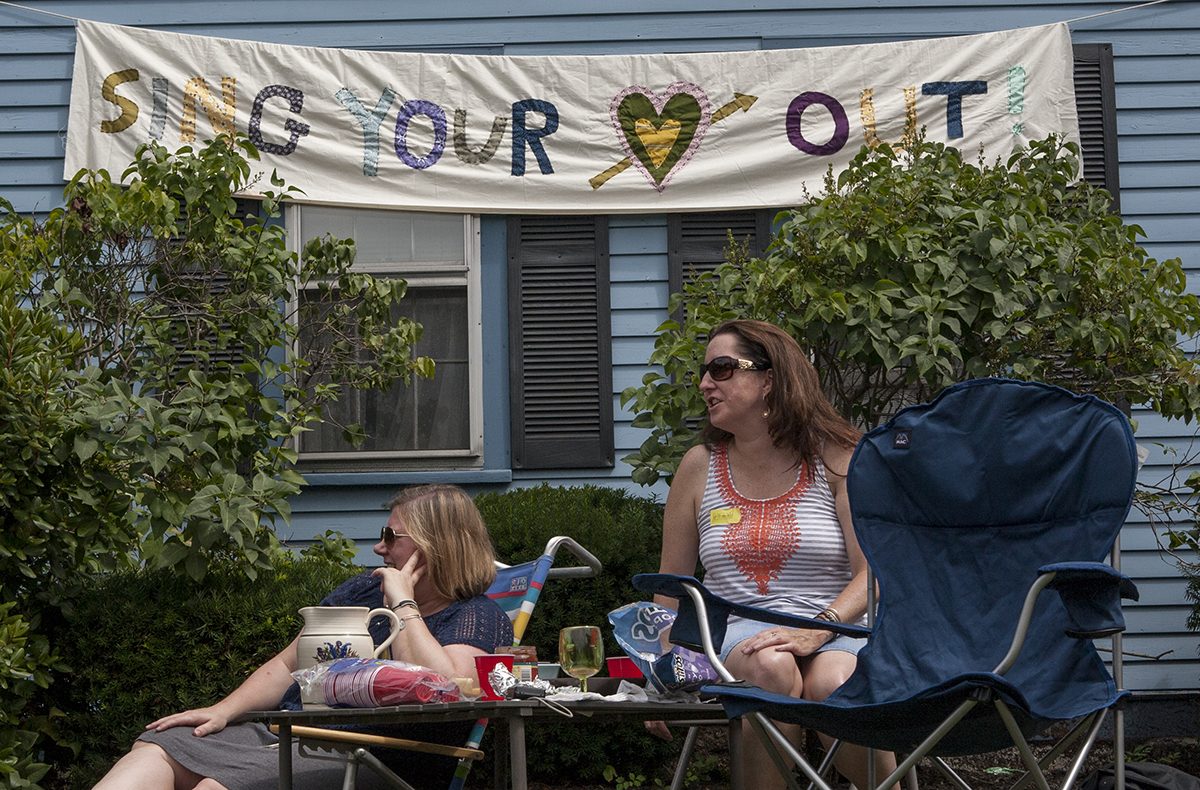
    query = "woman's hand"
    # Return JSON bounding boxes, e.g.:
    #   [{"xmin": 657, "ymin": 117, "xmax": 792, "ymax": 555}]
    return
[
  {"xmin": 740, "ymin": 626, "xmax": 832, "ymax": 659},
  {"xmin": 144, "ymin": 706, "xmax": 230, "ymax": 737},
  {"xmin": 372, "ymin": 551, "xmax": 424, "ymax": 606}
]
